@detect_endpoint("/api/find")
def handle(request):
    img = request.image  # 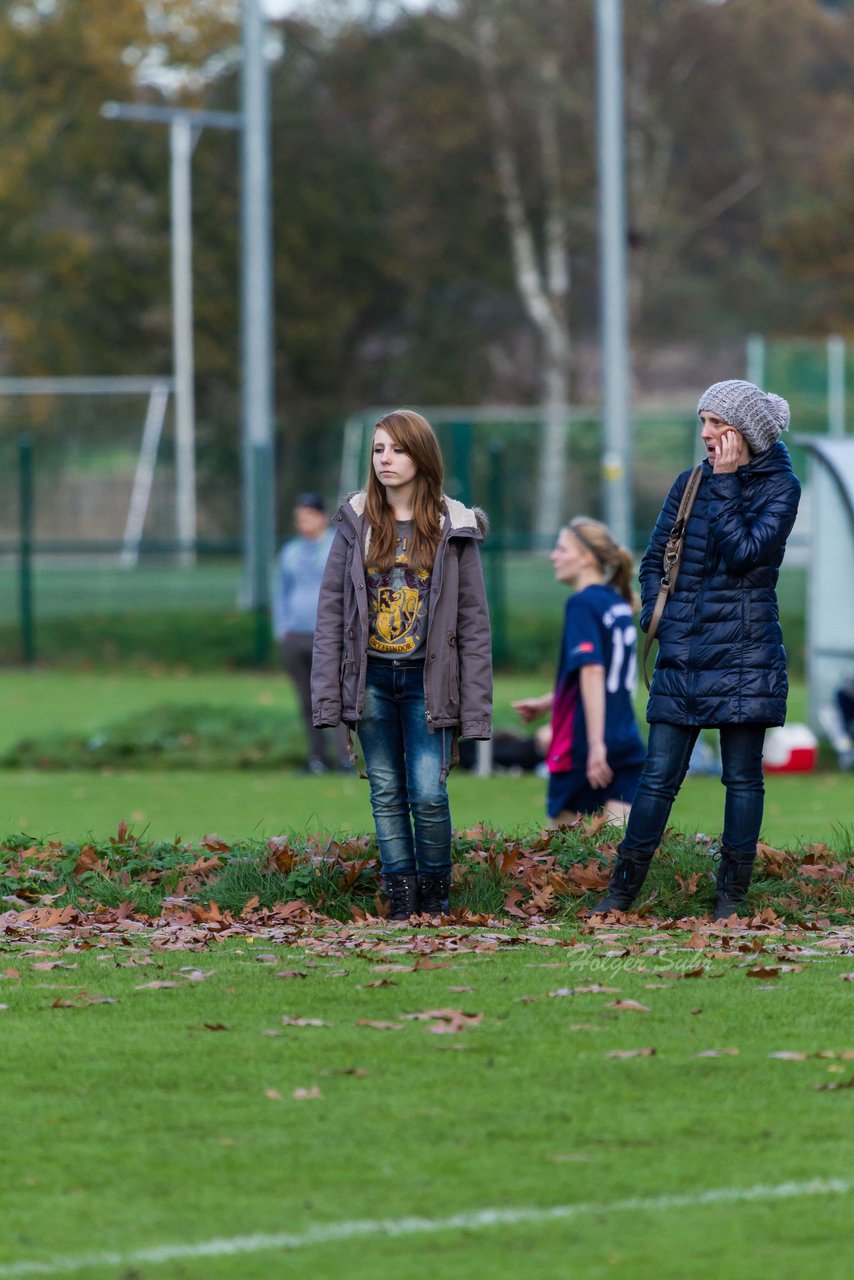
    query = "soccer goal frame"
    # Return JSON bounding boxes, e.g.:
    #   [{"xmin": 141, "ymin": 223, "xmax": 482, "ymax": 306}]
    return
[{"xmin": 0, "ymin": 375, "xmax": 177, "ymax": 567}]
